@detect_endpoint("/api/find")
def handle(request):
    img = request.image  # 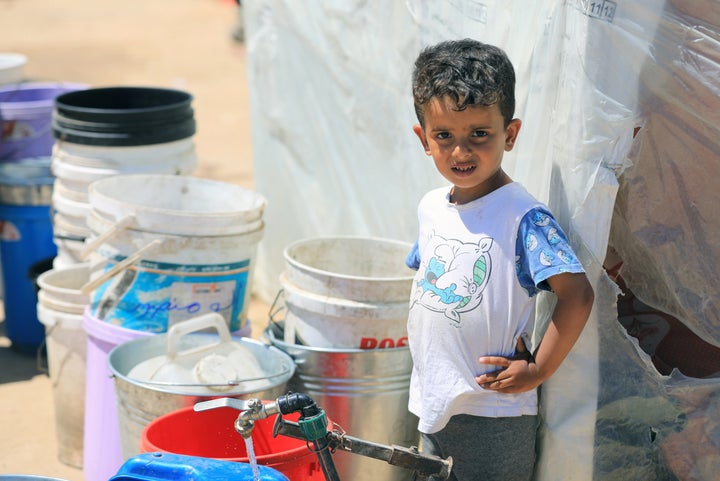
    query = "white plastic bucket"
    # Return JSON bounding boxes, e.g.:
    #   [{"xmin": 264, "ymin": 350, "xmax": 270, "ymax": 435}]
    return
[
  {"xmin": 83, "ymin": 174, "xmax": 266, "ymax": 333},
  {"xmin": 50, "ymin": 138, "xmax": 198, "ymax": 264},
  {"xmin": 36, "ymin": 263, "xmax": 91, "ymax": 469},
  {"xmin": 280, "ymin": 236, "xmax": 415, "ymax": 349},
  {"xmin": 0, "ymin": 53, "xmax": 27, "ymax": 85},
  {"xmin": 283, "ymin": 236, "xmax": 415, "ymax": 302},
  {"xmin": 51, "ymin": 138, "xmax": 197, "ymax": 194},
  {"xmin": 280, "ymin": 273, "xmax": 410, "ymax": 349},
  {"xmin": 52, "ymin": 213, "xmax": 88, "ymax": 268},
  {"xmin": 37, "ymin": 262, "xmax": 90, "ymax": 313},
  {"xmin": 88, "ymin": 174, "xmax": 265, "ymax": 234},
  {"xmin": 37, "ymin": 305, "xmax": 86, "ymax": 469}
]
